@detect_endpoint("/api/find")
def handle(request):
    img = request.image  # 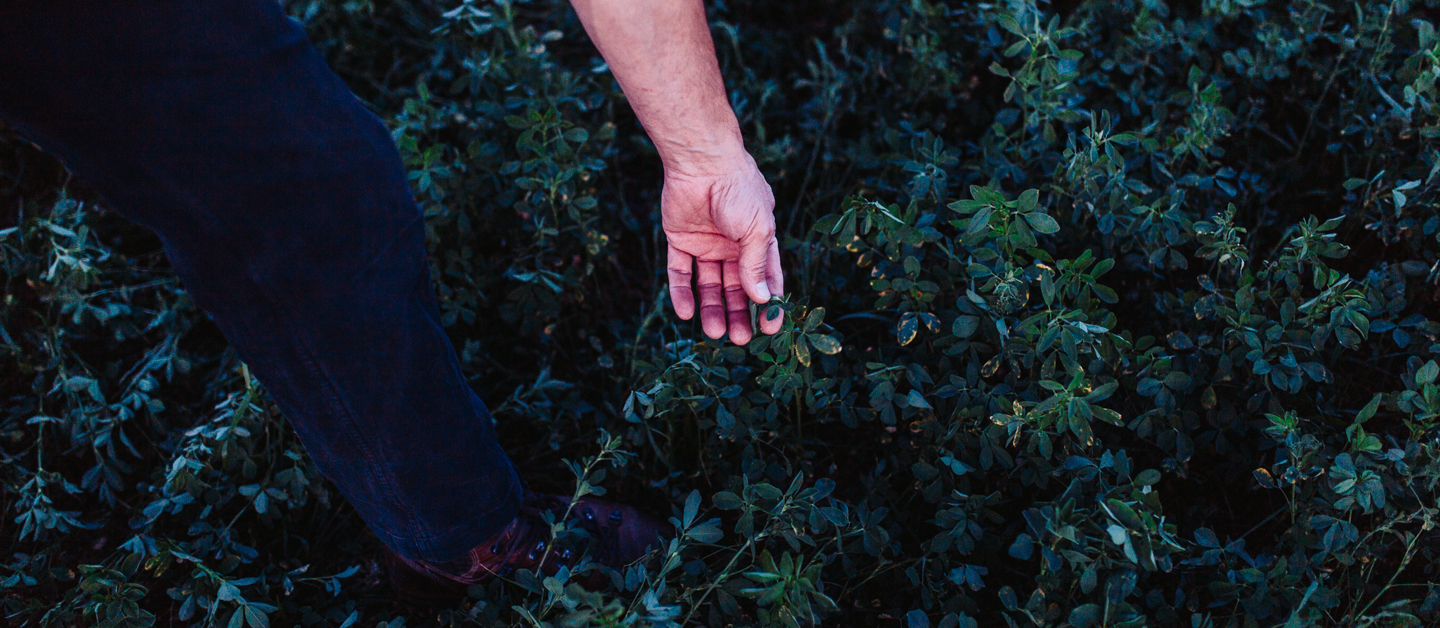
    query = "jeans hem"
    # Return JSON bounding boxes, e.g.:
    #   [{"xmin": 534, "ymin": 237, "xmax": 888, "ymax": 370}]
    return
[{"xmin": 378, "ymin": 459, "xmax": 525, "ymax": 562}]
